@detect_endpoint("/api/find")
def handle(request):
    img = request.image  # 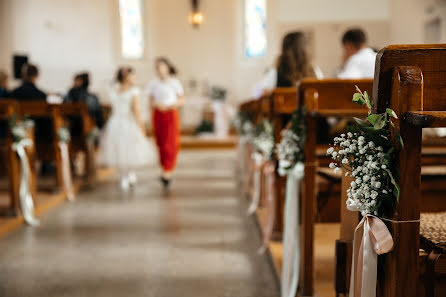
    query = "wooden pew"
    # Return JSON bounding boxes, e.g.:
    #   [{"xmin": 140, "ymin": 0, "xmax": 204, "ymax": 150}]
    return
[
  {"xmin": 371, "ymin": 44, "xmax": 446, "ymax": 297},
  {"xmin": 0, "ymin": 101, "xmax": 21, "ymax": 215},
  {"xmin": 298, "ymin": 79, "xmax": 373, "ymax": 296},
  {"xmin": 0, "ymin": 100, "xmax": 36, "ymax": 216},
  {"xmin": 60, "ymin": 102, "xmax": 97, "ymax": 182},
  {"xmin": 16, "ymin": 101, "xmax": 65, "ymax": 191}
]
